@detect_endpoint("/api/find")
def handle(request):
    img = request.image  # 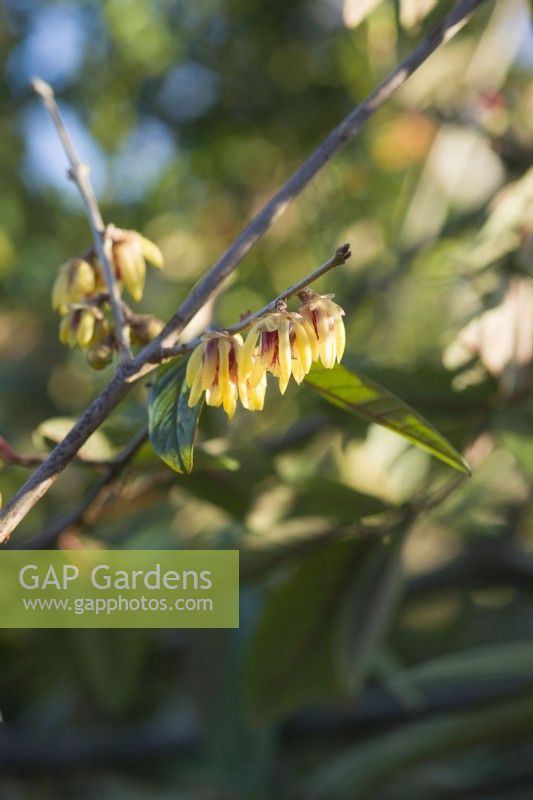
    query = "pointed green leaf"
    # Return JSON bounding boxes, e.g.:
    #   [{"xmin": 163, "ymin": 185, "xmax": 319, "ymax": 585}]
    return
[
  {"xmin": 245, "ymin": 538, "xmax": 374, "ymax": 722},
  {"xmin": 304, "ymin": 364, "xmax": 470, "ymax": 474},
  {"xmin": 148, "ymin": 358, "xmax": 203, "ymax": 473},
  {"xmin": 335, "ymin": 527, "xmax": 407, "ymax": 697}
]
